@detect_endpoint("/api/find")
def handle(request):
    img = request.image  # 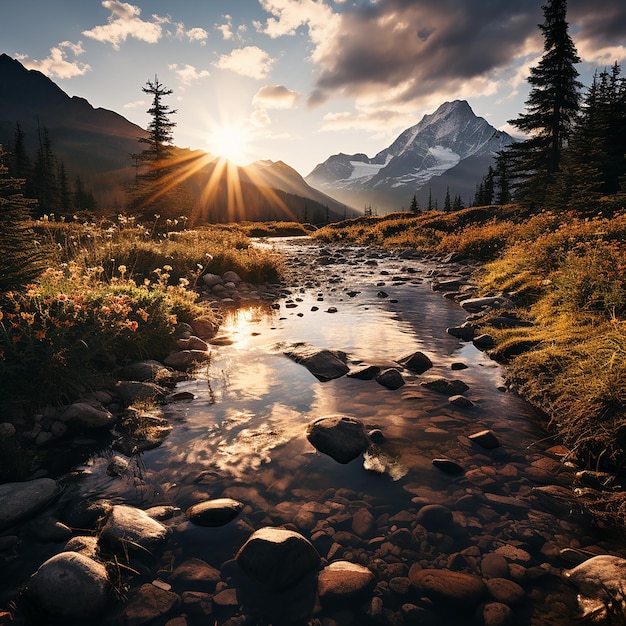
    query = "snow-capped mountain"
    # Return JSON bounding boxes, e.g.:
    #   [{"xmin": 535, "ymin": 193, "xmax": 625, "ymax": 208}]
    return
[{"xmin": 306, "ymin": 100, "xmax": 516, "ymax": 212}]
